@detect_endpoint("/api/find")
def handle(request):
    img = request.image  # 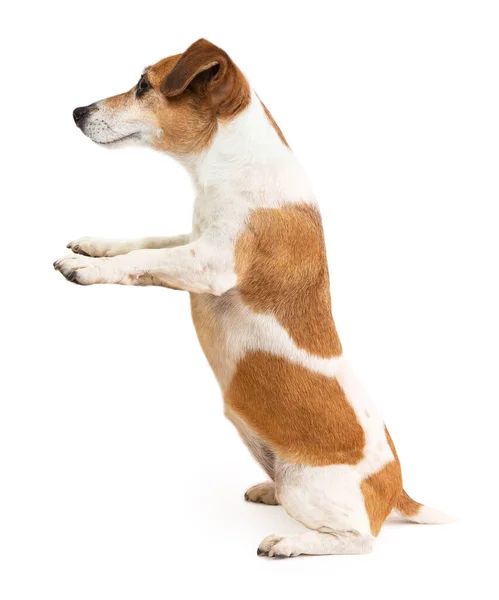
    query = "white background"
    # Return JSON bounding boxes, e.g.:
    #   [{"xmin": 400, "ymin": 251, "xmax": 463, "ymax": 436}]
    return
[{"xmin": 1, "ymin": 1, "xmax": 498, "ymax": 598}]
